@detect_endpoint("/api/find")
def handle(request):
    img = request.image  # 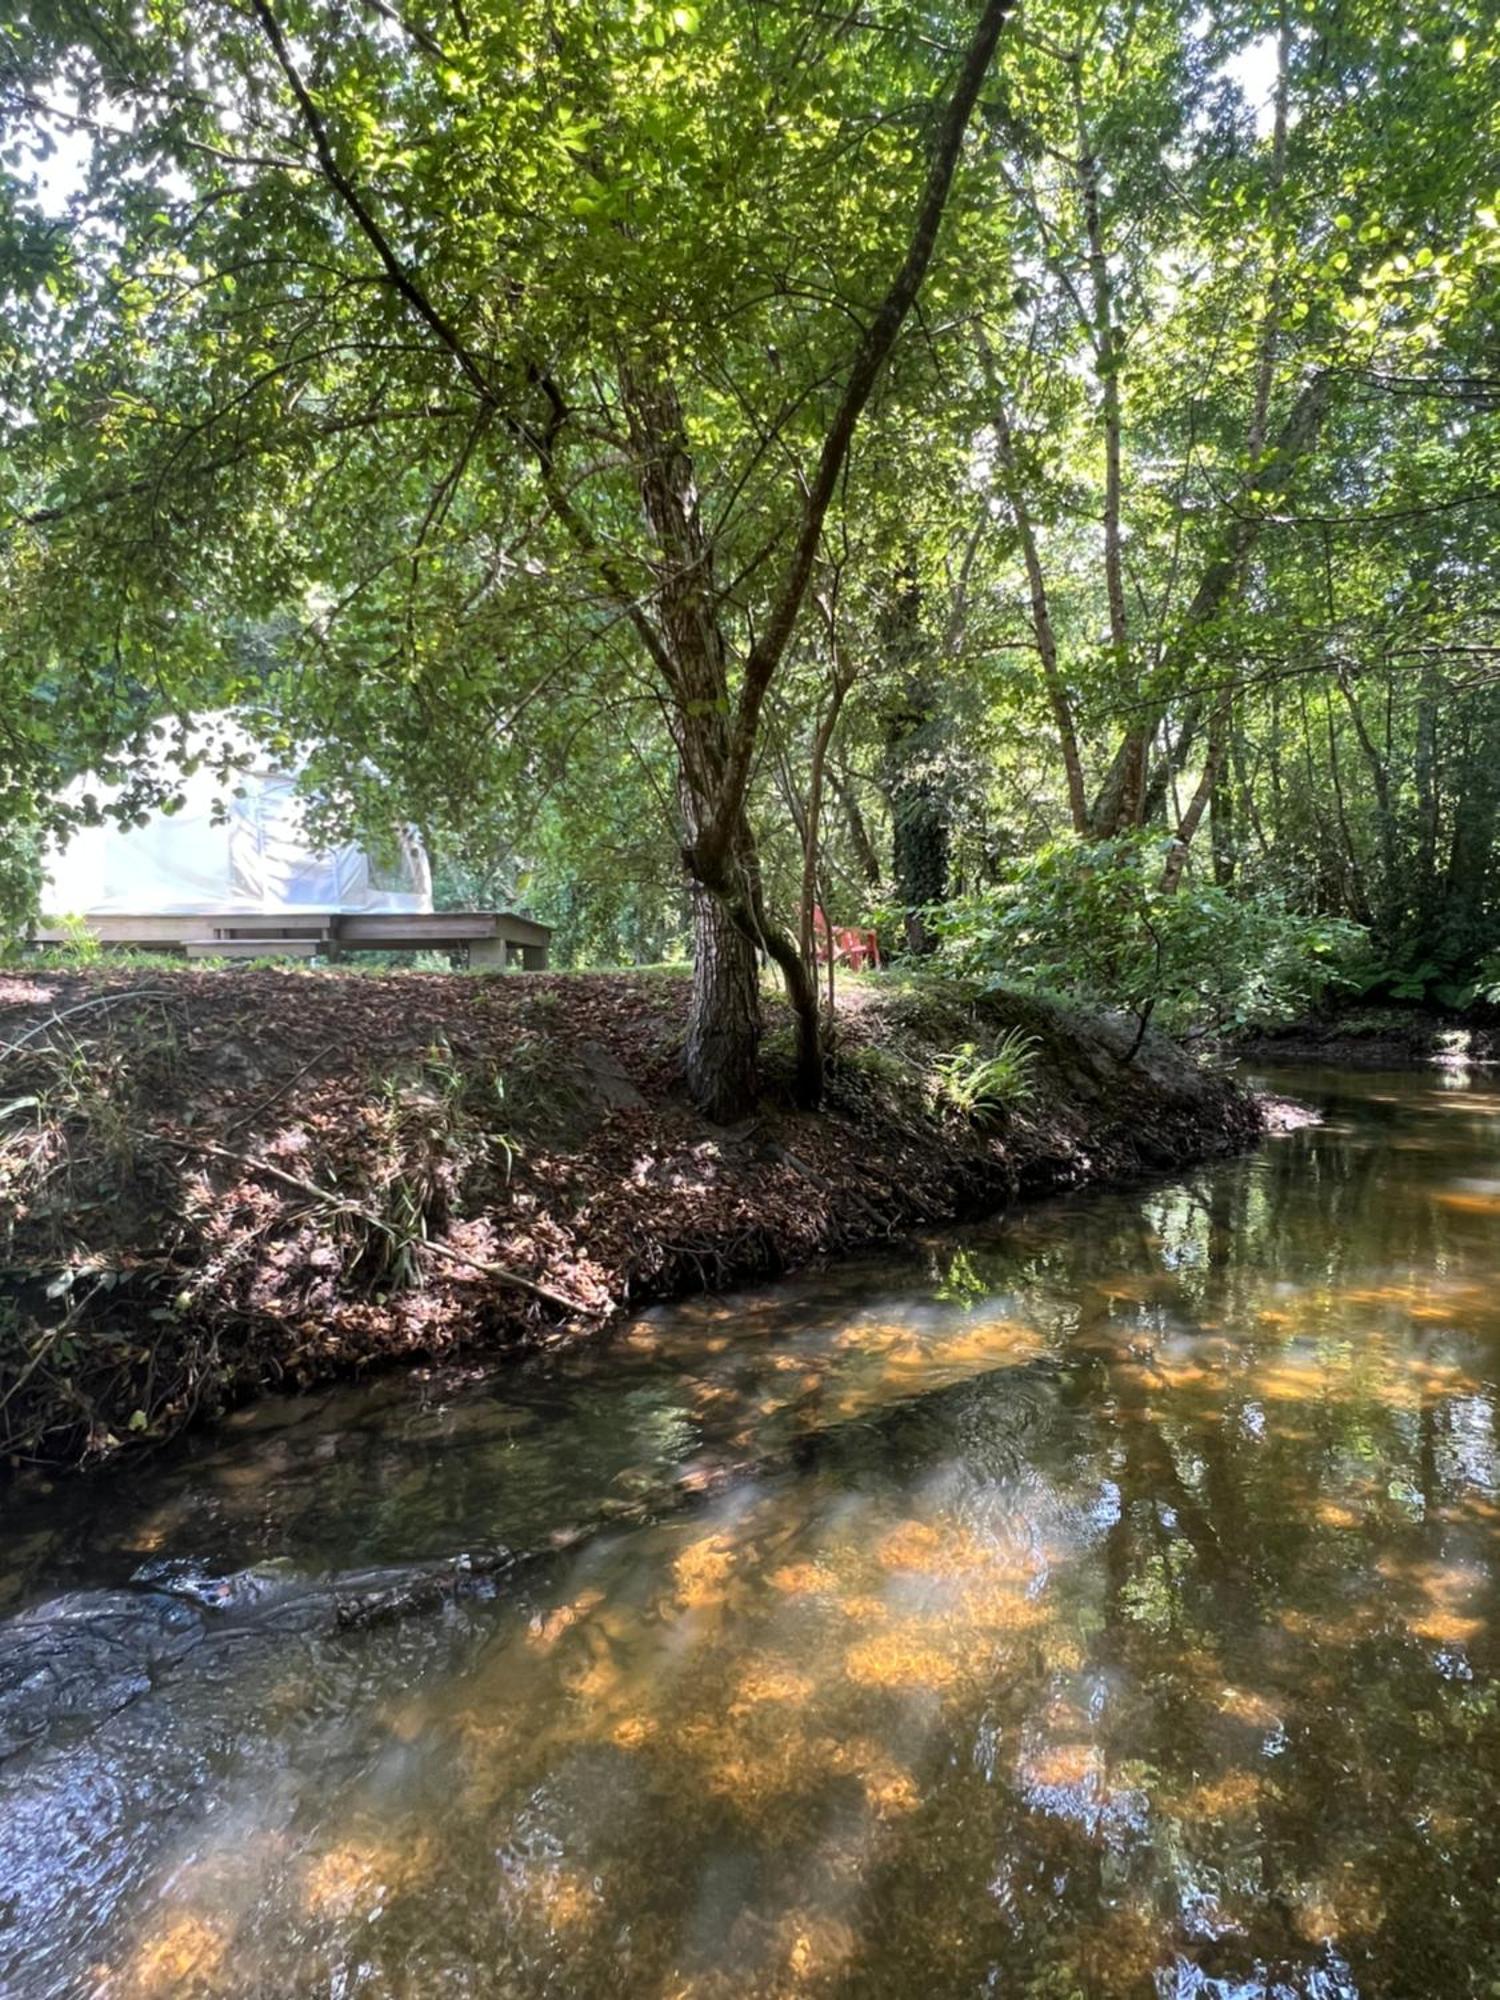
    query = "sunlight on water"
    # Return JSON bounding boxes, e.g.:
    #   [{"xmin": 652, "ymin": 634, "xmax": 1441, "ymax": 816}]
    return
[{"xmin": 5, "ymin": 1067, "xmax": 1500, "ymax": 1996}]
